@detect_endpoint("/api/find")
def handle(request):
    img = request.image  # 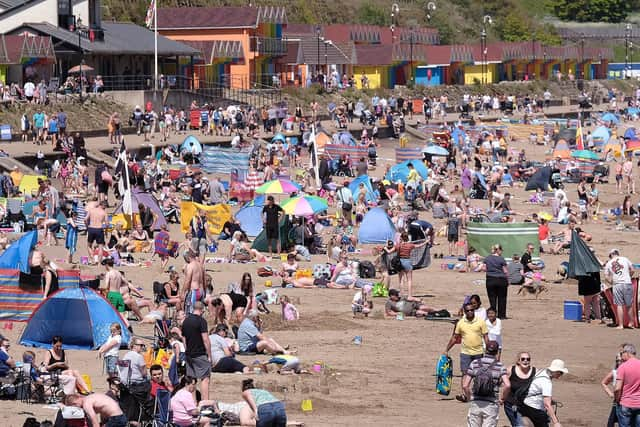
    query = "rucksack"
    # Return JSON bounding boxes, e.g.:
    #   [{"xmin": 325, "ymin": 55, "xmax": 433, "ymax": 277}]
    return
[
  {"xmin": 359, "ymin": 260, "xmax": 376, "ymax": 278},
  {"xmin": 472, "ymin": 360, "xmax": 498, "ymax": 398}
]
